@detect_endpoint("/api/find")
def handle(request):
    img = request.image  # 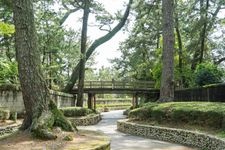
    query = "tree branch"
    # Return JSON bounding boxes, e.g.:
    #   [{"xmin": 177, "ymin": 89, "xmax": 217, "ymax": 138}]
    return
[
  {"xmin": 215, "ymin": 57, "xmax": 225, "ymax": 65},
  {"xmin": 59, "ymin": 8, "xmax": 80, "ymax": 26},
  {"xmin": 63, "ymin": 0, "xmax": 133, "ymax": 92}
]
